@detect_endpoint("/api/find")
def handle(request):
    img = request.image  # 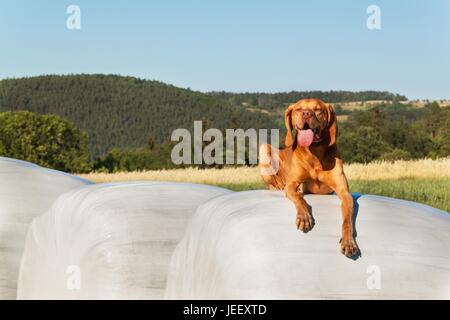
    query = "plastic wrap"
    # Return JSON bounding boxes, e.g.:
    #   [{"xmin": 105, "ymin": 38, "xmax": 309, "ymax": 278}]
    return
[
  {"xmin": 0, "ymin": 157, "xmax": 91, "ymax": 299},
  {"xmin": 17, "ymin": 182, "xmax": 232, "ymax": 299},
  {"xmin": 166, "ymin": 190, "xmax": 450, "ymax": 299}
]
